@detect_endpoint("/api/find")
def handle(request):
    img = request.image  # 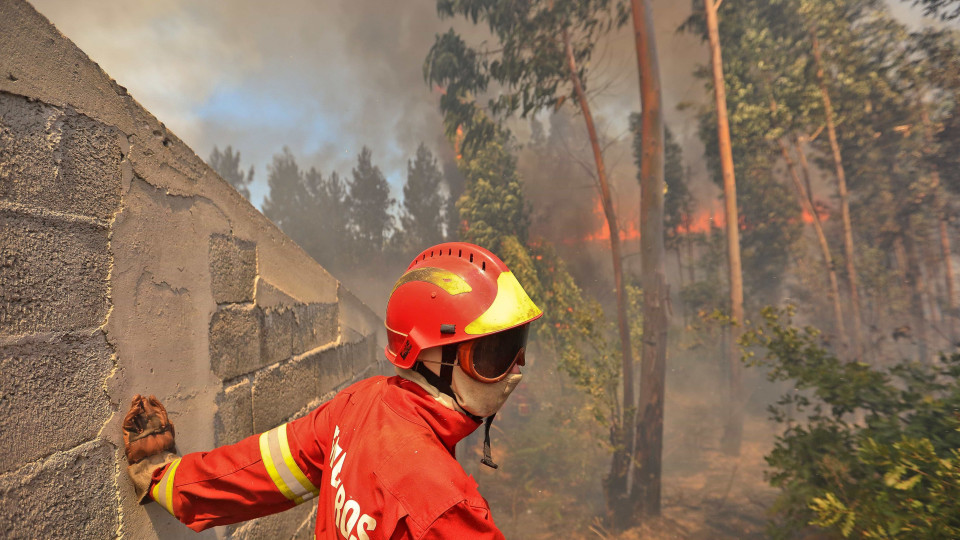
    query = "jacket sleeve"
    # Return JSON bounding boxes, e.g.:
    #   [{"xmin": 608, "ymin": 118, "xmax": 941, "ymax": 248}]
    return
[
  {"xmin": 418, "ymin": 500, "xmax": 506, "ymax": 540},
  {"xmin": 145, "ymin": 405, "xmax": 328, "ymax": 532}
]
